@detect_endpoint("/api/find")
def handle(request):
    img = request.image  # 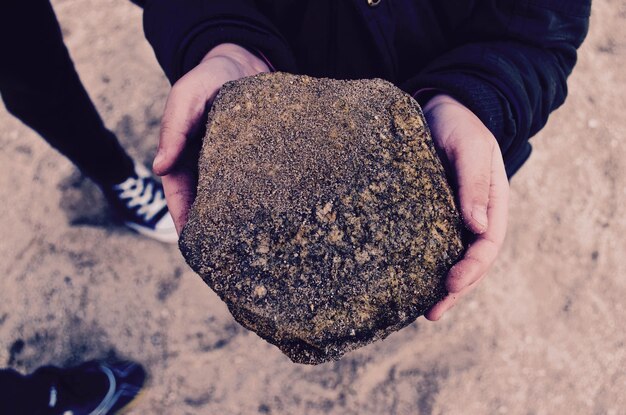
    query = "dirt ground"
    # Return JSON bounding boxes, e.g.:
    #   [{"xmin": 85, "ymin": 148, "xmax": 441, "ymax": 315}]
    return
[{"xmin": 0, "ymin": 1, "xmax": 624, "ymax": 414}]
